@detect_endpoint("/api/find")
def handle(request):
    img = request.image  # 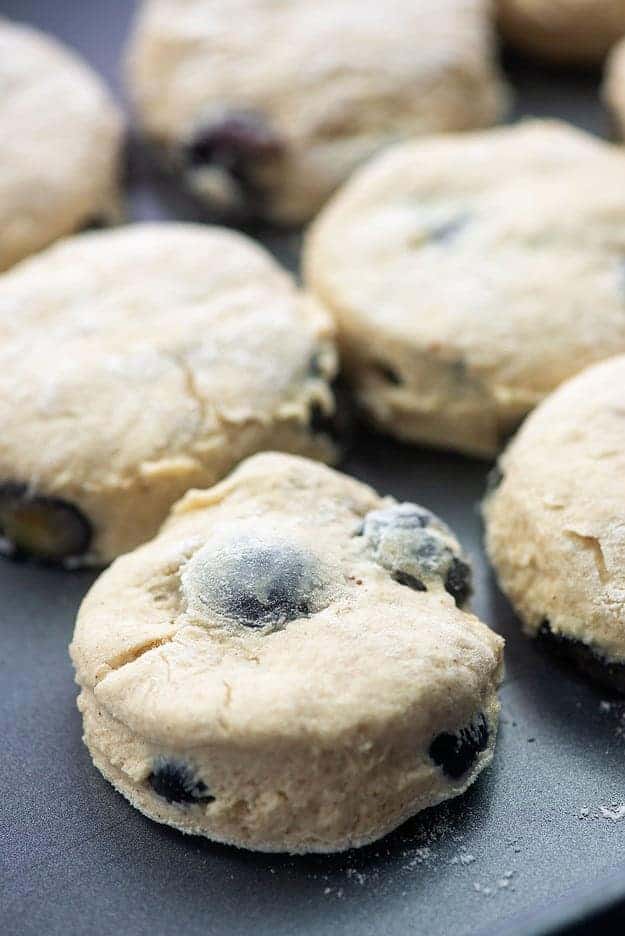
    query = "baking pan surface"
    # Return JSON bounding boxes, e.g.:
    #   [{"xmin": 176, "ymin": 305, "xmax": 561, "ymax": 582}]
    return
[{"xmin": 1, "ymin": 2, "xmax": 624, "ymax": 934}]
